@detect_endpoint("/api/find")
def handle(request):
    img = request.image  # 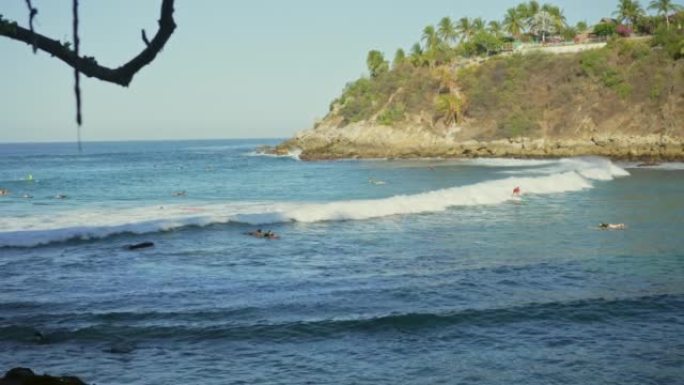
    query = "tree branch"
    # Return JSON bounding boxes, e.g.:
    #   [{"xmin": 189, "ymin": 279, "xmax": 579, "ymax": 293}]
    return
[{"xmin": 0, "ymin": 0, "xmax": 176, "ymax": 87}]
